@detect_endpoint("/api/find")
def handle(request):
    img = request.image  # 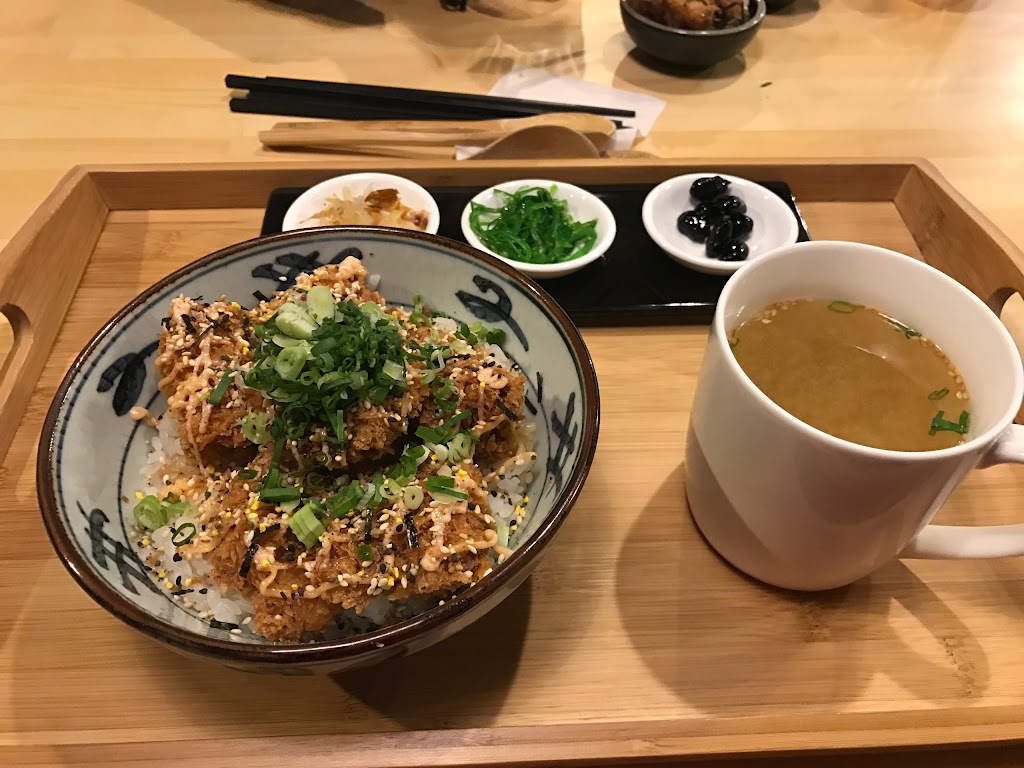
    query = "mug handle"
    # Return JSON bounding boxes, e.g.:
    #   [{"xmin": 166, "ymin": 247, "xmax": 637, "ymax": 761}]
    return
[{"xmin": 902, "ymin": 424, "xmax": 1024, "ymax": 558}]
